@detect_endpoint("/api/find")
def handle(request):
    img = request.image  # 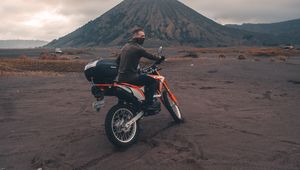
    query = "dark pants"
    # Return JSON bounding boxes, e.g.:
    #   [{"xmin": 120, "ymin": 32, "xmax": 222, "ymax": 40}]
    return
[{"xmin": 129, "ymin": 74, "xmax": 157, "ymax": 104}]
